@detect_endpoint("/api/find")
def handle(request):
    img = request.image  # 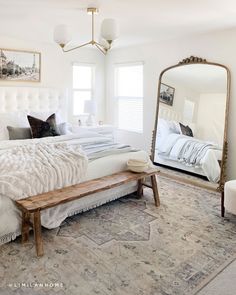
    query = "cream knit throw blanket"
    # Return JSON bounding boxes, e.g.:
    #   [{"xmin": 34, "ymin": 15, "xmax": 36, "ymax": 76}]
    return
[{"xmin": 0, "ymin": 143, "xmax": 88, "ymax": 201}]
